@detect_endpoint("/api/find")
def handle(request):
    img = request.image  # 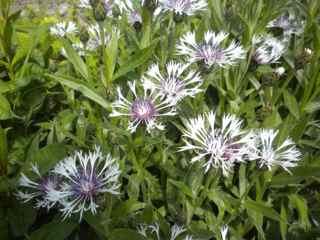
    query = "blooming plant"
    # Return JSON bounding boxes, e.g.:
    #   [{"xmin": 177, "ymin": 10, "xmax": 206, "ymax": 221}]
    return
[{"xmin": 0, "ymin": 0, "xmax": 319, "ymax": 239}]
